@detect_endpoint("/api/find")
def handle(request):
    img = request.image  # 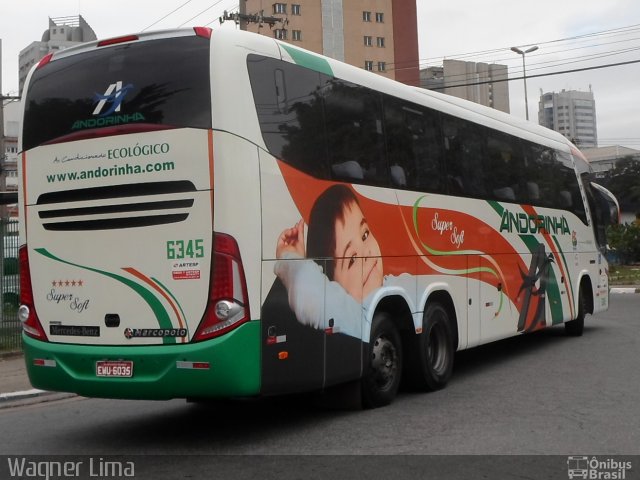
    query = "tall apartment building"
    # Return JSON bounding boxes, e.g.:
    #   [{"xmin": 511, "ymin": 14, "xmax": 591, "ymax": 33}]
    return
[
  {"xmin": 1, "ymin": 38, "xmax": 18, "ymax": 215},
  {"xmin": 239, "ymin": 0, "xmax": 420, "ymax": 86},
  {"xmin": 538, "ymin": 89, "xmax": 598, "ymax": 148},
  {"xmin": 18, "ymin": 15, "xmax": 97, "ymax": 94},
  {"xmin": 420, "ymin": 59, "xmax": 510, "ymax": 113},
  {"xmin": 2, "ymin": 101, "xmax": 19, "ymax": 192}
]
